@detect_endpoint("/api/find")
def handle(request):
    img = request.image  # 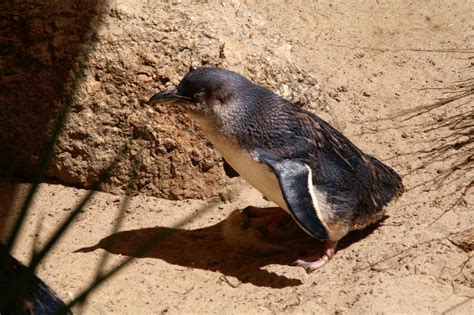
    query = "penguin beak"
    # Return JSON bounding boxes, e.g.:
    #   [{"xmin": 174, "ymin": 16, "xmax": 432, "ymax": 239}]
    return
[{"xmin": 149, "ymin": 88, "xmax": 192, "ymax": 105}]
